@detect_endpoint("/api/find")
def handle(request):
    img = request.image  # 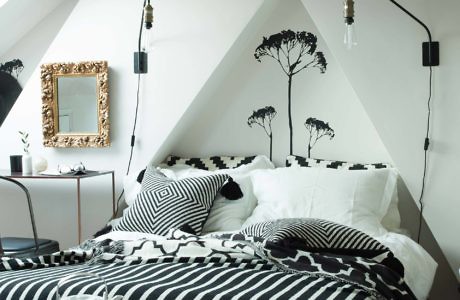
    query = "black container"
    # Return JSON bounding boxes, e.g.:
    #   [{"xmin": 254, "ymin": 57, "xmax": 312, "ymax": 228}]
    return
[{"xmin": 9, "ymin": 155, "xmax": 22, "ymax": 172}]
